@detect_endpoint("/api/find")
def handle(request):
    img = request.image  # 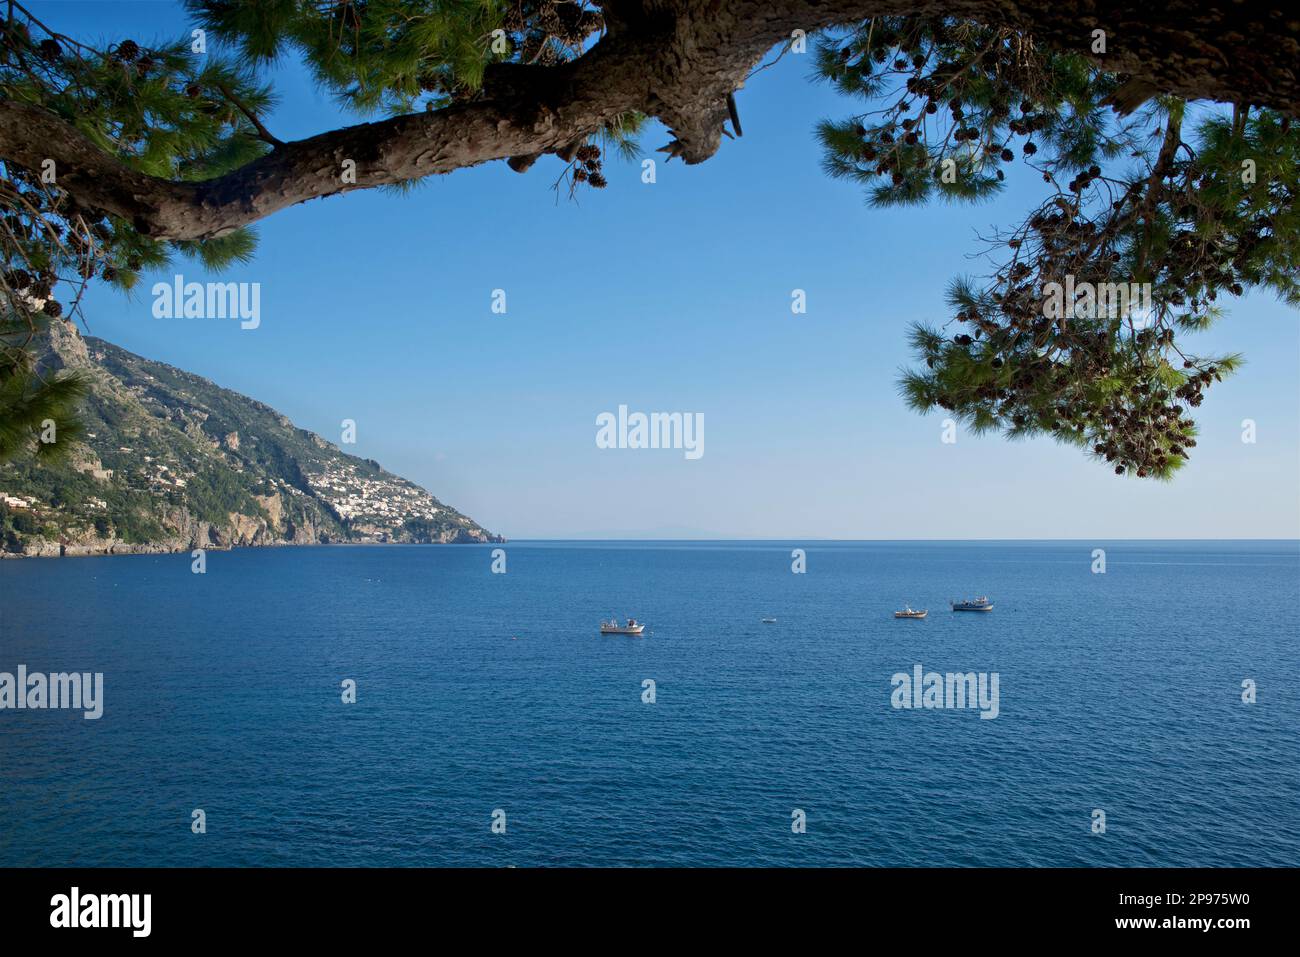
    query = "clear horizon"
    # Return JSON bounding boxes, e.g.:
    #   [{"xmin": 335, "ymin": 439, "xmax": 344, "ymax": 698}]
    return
[
  {"xmin": 40, "ymin": 1, "xmax": 1300, "ymax": 541},
  {"xmin": 495, "ymin": 536, "xmax": 1300, "ymax": 541}
]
